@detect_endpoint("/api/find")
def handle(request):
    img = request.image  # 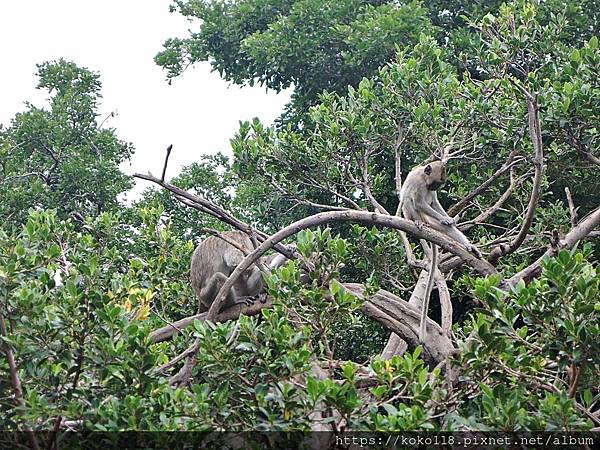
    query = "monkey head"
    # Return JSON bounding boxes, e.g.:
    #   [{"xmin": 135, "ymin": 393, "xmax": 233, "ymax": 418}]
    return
[{"xmin": 423, "ymin": 161, "xmax": 447, "ymax": 191}]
